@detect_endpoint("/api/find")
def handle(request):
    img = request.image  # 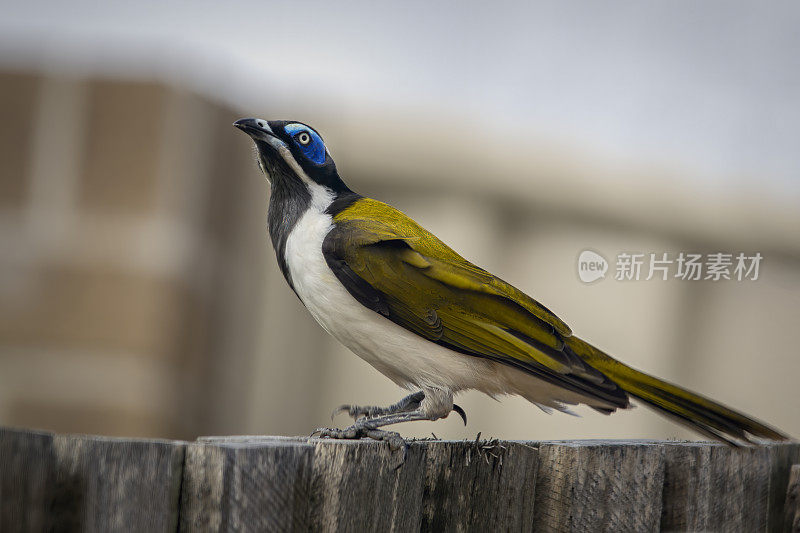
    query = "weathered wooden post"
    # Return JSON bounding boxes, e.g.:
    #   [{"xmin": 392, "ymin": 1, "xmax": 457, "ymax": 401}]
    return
[
  {"xmin": 0, "ymin": 427, "xmax": 185, "ymax": 531},
  {"xmin": 785, "ymin": 464, "xmax": 800, "ymax": 532},
  {"xmin": 1, "ymin": 427, "xmax": 797, "ymax": 532}
]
